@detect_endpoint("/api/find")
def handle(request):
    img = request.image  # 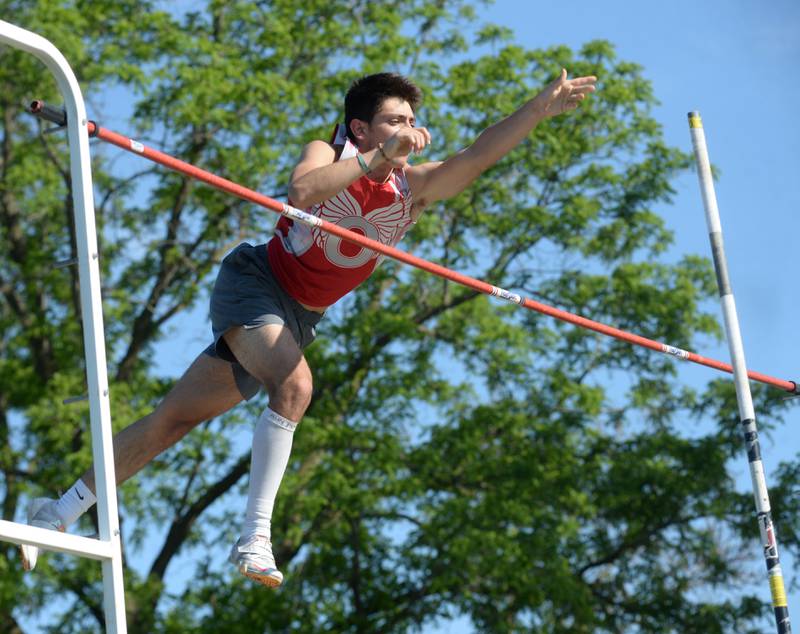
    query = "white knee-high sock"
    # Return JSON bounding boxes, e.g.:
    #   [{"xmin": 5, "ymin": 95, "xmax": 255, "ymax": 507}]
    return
[
  {"xmin": 54, "ymin": 478, "xmax": 97, "ymax": 527},
  {"xmin": 241, "ymin": 407, "xmax": 297, "ymax": 542}
]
